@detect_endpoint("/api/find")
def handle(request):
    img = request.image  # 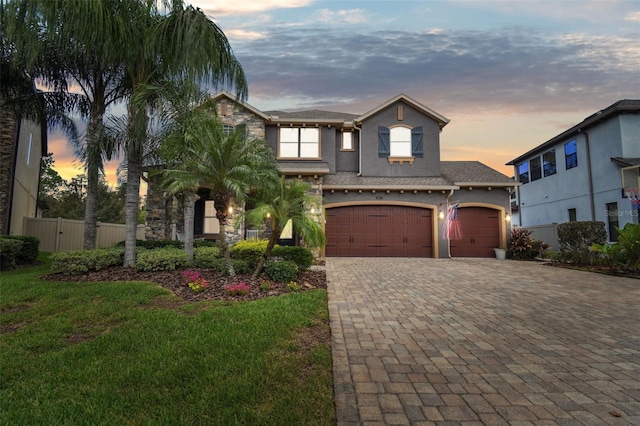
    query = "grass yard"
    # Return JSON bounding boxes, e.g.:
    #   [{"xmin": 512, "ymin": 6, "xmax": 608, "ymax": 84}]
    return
[{"xmin": 0, "ymin": 255, "xmax": 335, "ymax": 425}]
